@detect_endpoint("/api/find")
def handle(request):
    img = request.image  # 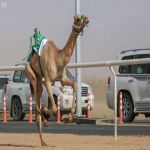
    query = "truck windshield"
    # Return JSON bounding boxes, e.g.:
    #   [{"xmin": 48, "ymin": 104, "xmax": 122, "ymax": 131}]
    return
[{"xmin": 119, "ymin": 54, "xmax": 150, "ymax": 74}]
